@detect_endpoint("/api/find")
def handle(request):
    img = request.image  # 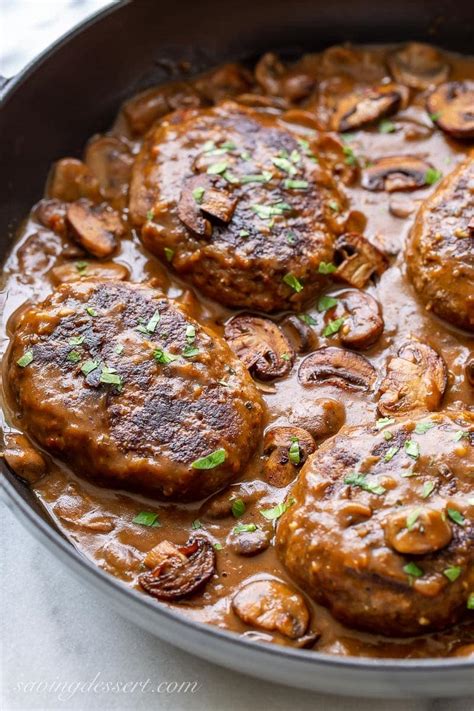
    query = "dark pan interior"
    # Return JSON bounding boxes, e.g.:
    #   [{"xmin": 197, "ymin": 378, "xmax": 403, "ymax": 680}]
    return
[{"xmin": 0, "ymin": 0, "xmax": 473, "ymax": 588}]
